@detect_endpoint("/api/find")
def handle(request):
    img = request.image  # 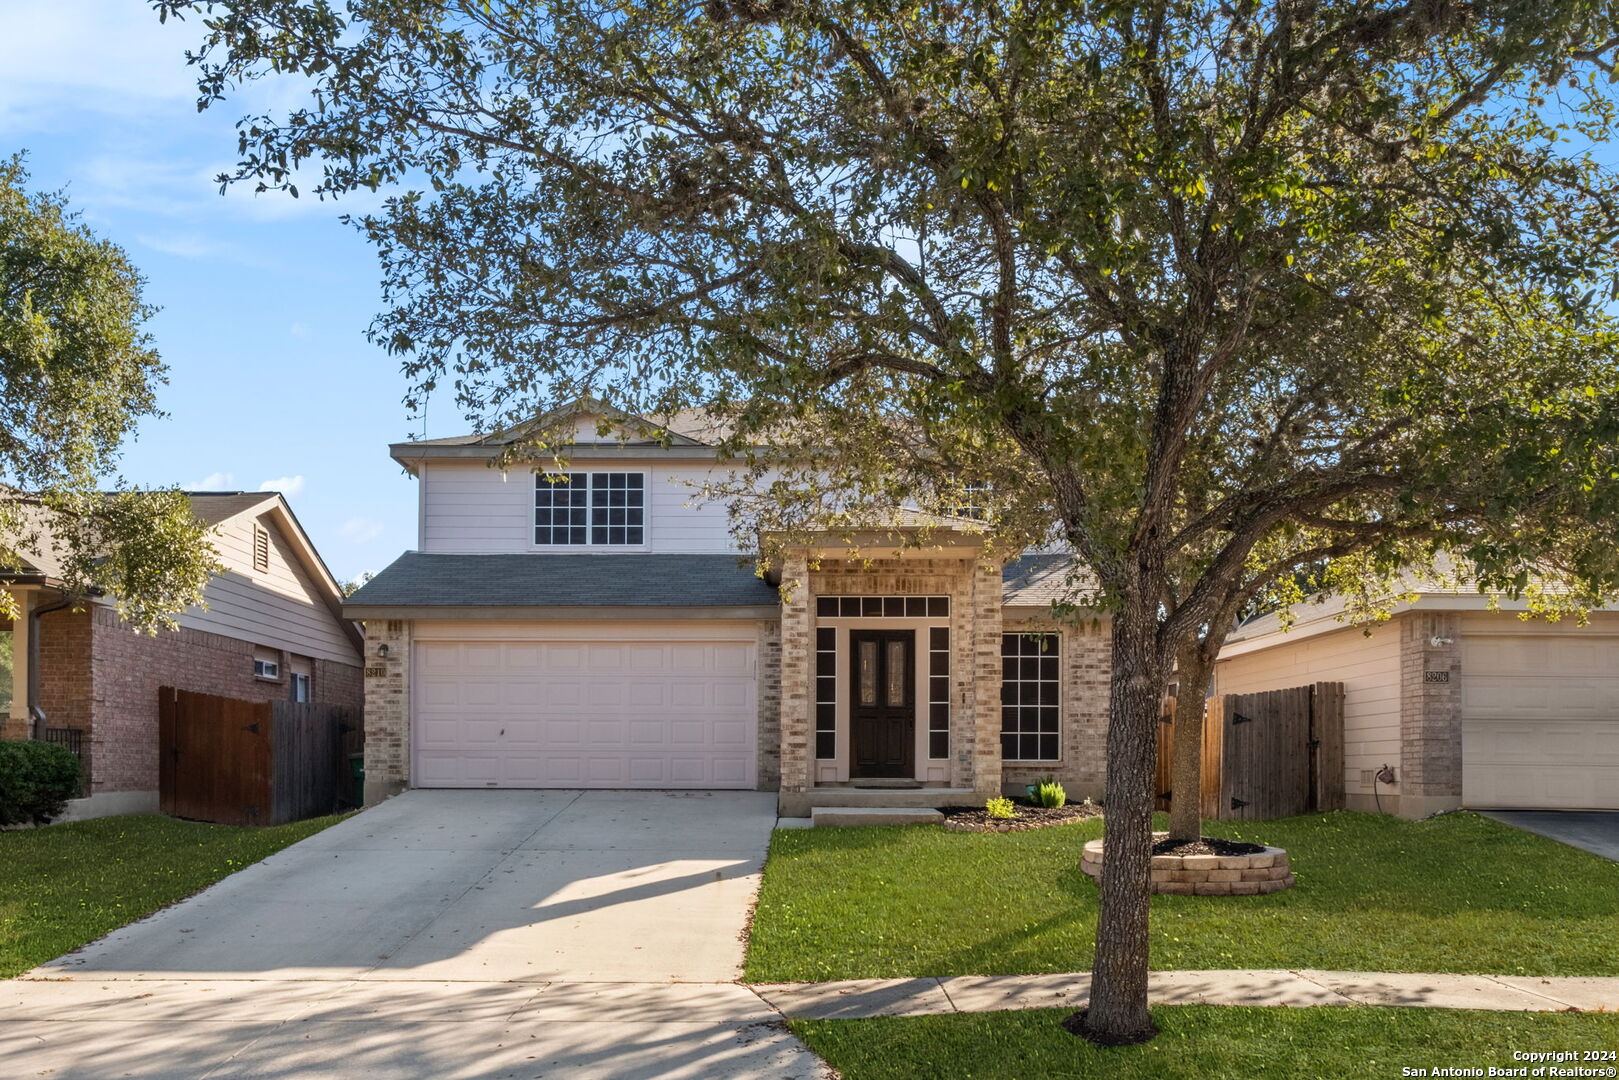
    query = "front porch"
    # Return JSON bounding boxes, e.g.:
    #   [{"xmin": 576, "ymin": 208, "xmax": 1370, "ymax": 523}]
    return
[{"xmin": 772, "ymin": 537, "xmax": 1009, "ymax": 817}]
